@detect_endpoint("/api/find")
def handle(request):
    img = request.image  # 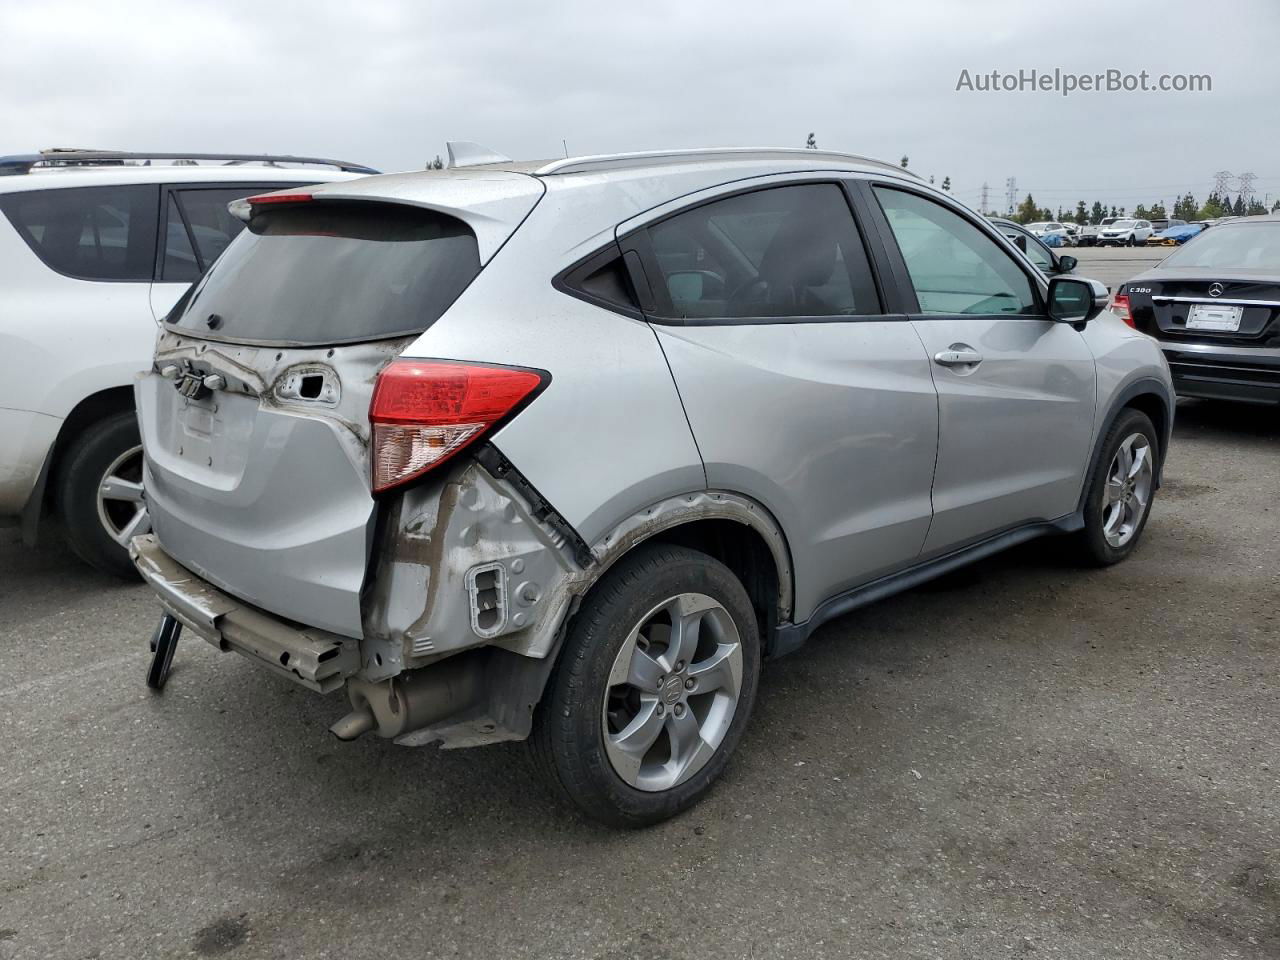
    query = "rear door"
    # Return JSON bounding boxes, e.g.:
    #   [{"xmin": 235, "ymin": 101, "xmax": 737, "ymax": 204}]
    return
[
  {"xmin": 860, "ymin": 182, "xmax": 1095, "ymax": 554},
  {"xmin": 619, "ymin": 178, "xmax": 939, "ymax": 622},
  {"xmin": 140, "ymin": 197, "xmax": 504, "ymax": 637}
]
